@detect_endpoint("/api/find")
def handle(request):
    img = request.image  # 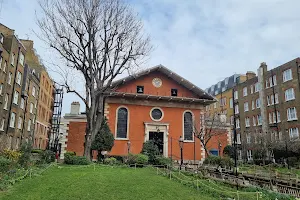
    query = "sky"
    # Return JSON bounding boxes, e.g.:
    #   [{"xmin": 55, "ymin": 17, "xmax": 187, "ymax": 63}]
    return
[{"xmin": 1, "ymin": 0, "xmax": 300, "ymax": 114}]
